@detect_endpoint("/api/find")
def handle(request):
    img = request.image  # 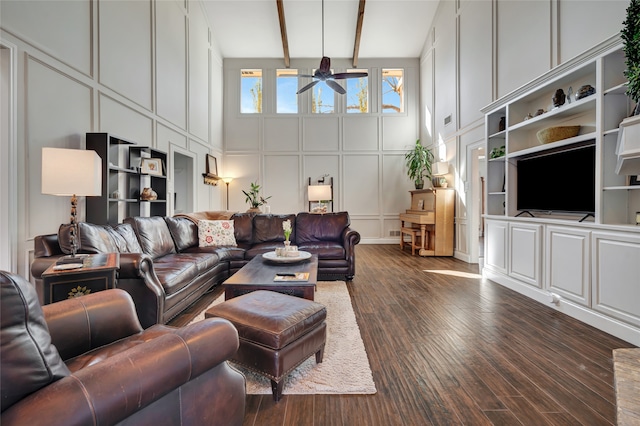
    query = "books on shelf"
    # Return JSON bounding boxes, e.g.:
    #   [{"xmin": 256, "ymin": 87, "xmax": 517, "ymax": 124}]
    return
[{"xmin": 274, "ymin": 272, "xmax": 309, "ymax": 282}]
